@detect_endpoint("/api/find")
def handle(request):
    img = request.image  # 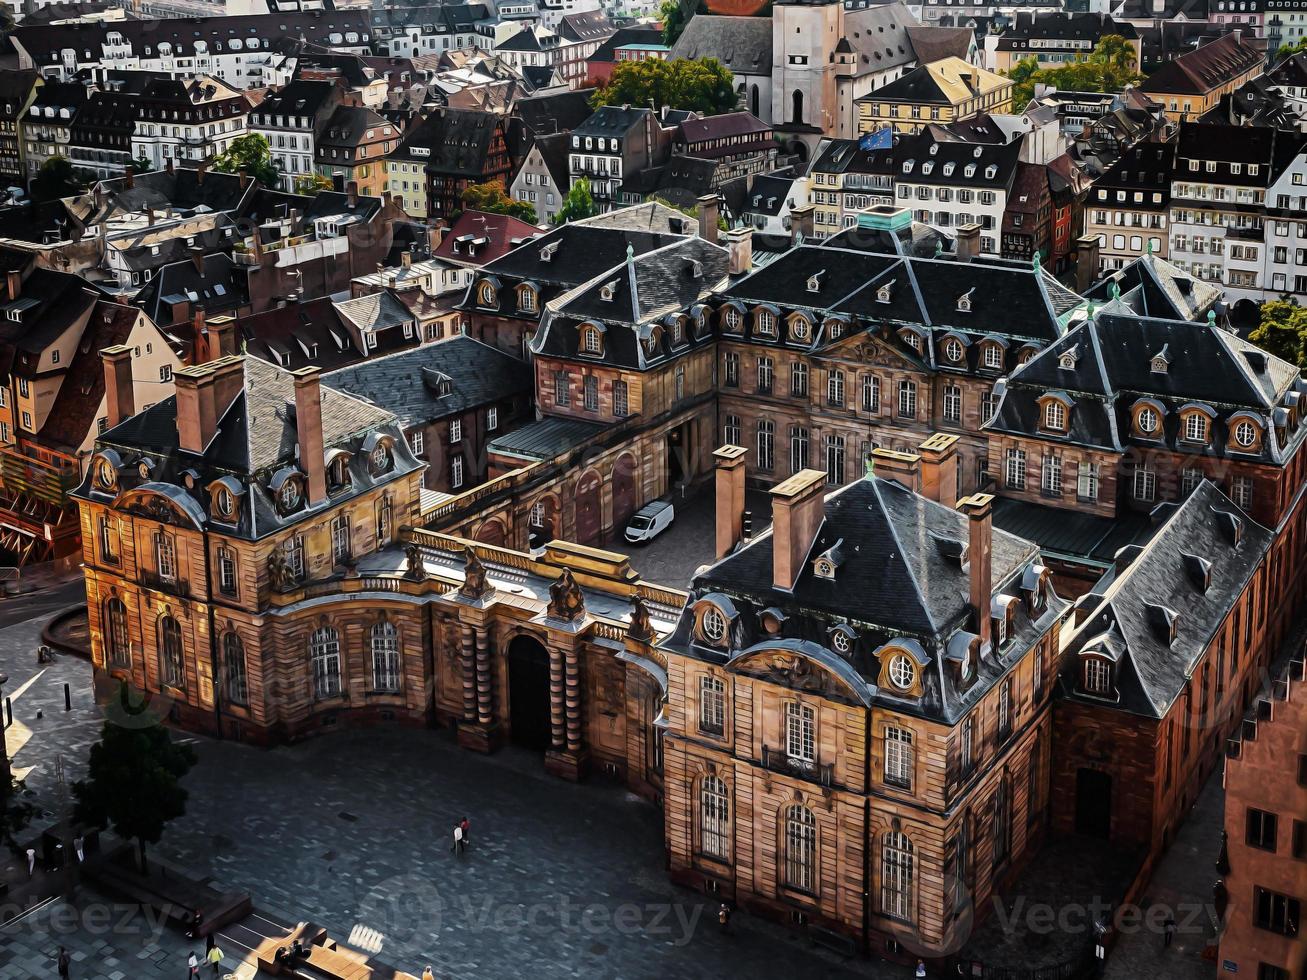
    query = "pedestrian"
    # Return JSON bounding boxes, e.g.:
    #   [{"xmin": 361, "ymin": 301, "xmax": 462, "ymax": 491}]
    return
[
  {"xmin": 460, "ymin": 816, "xmax": 470, "ymax": 847},
  {"xmin": 56, "ymin": 946, "xmax": 70, "ymax": 979},
  {"xmin": 450, "ymin": 823, "xmax": 464, "ymax": 854},
  {"xmin": 204, "ymin": 926, "xmax": 214, "ymax": 953},
  {"xmin": 187, "ymin": 951, "xmax": 199, "ymax": 979},
  {"xmin": 916, "ymin": 959, "xmax": 928, "ymax": 978},
  {"xmin": 717, "ymin": 903, "xmax": 730, "ymax": 933},
  {"xmin": 1163, "ymin": 914, "xmax": 1176, "ymax": 948},
  {"xmin": 73, "ymin": 836, "xmax": 84, "ymax": 864},
  {"xmin": 205, "ymin": 943, "xmax": 223, "ymax": 978},
  {"xmin": 26, "ymin": 846, "xmax": 36, "ymax": 878},
  {"xmin": 422, "ymin": 968, "xmax": 435, "ymax": 980}
]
